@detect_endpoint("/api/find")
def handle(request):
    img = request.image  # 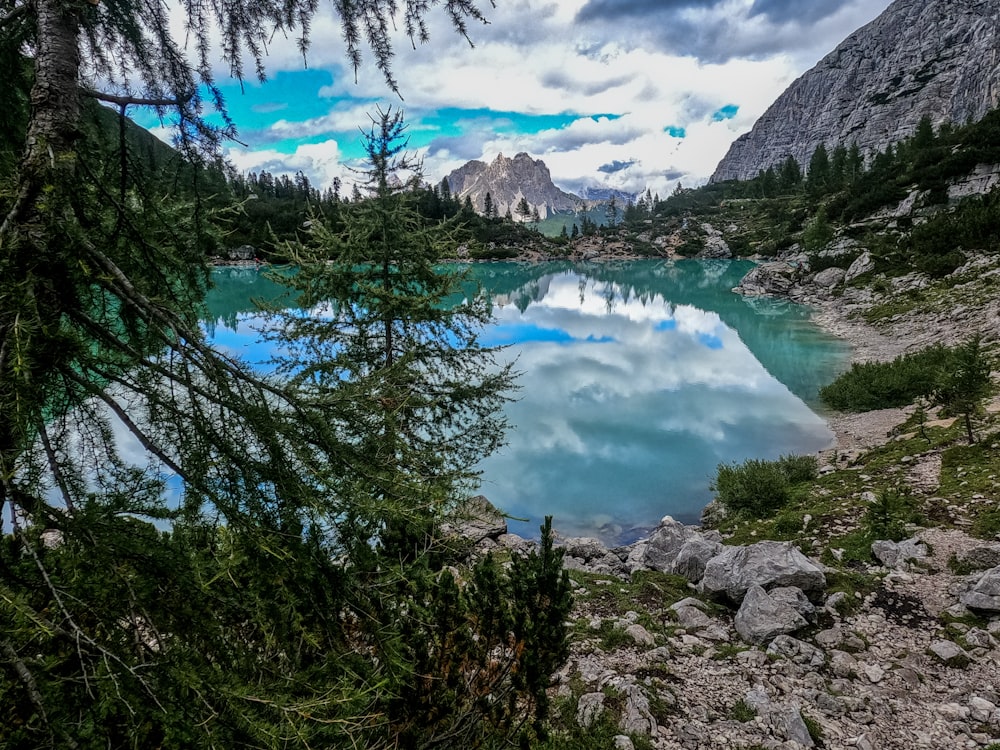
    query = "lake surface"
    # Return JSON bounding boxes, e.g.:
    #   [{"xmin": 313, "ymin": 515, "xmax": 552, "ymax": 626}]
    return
[{"xmin": 203, "ymin": 260, "xmax": 850, "ymax": 545}]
